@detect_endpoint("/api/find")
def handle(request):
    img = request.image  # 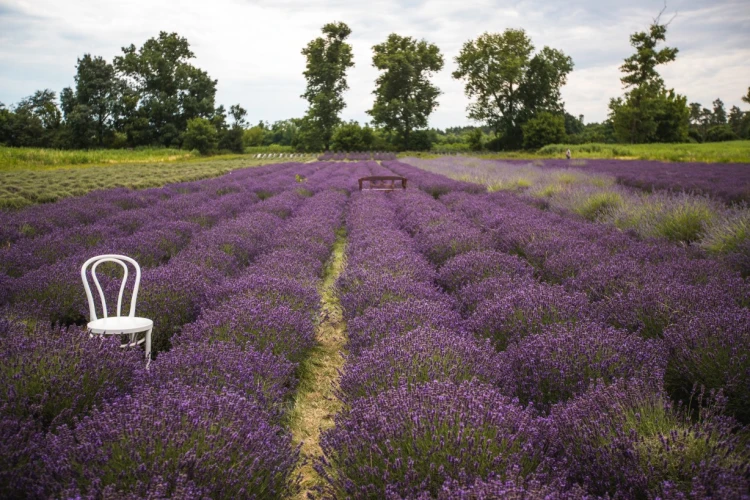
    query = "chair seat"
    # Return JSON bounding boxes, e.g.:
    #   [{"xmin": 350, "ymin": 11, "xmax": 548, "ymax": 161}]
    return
[{"xmin": 88, "ymin": 316, "xmax": 153, "ymax": 335}]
